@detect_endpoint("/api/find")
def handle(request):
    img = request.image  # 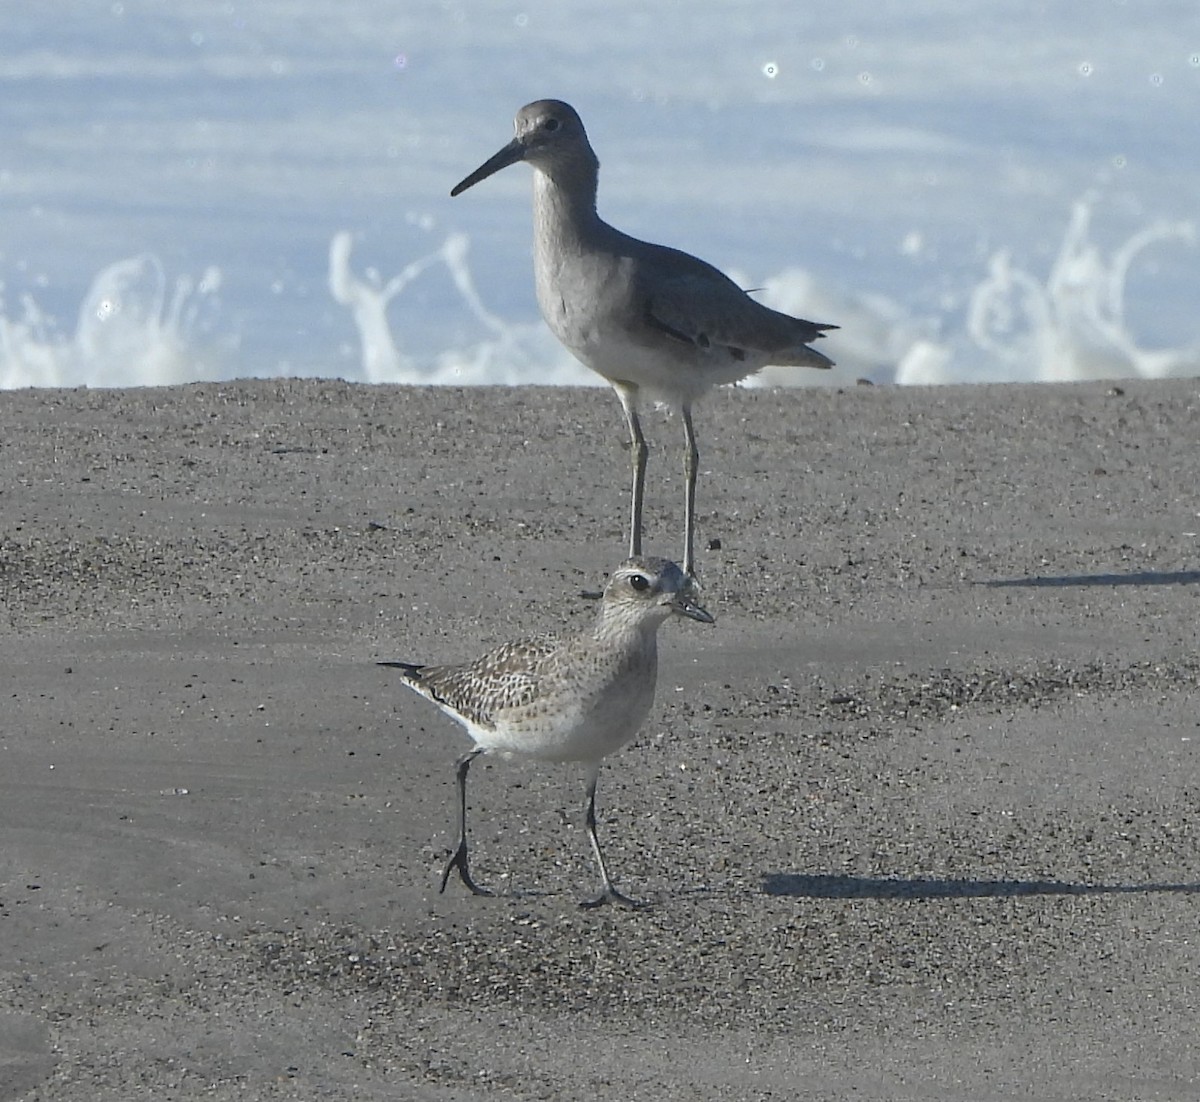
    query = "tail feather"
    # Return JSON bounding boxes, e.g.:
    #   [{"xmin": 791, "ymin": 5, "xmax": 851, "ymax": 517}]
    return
[
  {"xmin": 775, "ymin": 343, "xmax": 835, "ymax": 370},
  {"xmin": 378, "ymin": 660, "xmax": 424, "ymax": 679},
  {"xmin": 768, "ymin": 317, "xmax": 837, "ymax": 369}
]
